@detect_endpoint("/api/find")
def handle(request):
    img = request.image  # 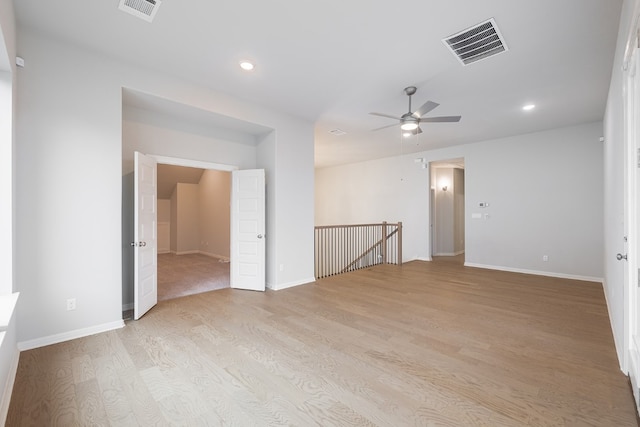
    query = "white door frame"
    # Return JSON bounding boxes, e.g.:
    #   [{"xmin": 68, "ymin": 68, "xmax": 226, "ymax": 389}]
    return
[
  {"xmin": 151, "ymin": 155, "xmax": 239, "ymax": 173},
  {"xmin": 141, "ymin": 155, "xmax": 239, "ymax": 305},
  {"xmin": 623, "ymin": 8, "xmax": 640, "ymax": 405}
]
